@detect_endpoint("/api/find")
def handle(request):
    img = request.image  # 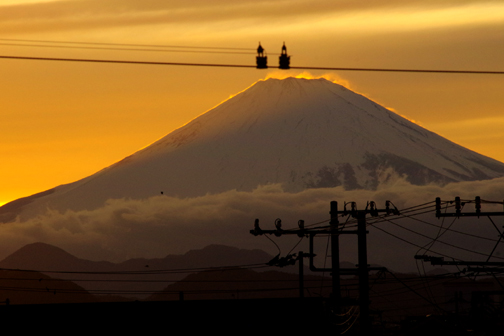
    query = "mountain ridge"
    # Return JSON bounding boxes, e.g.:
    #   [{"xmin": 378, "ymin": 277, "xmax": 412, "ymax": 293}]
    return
[
  {"xmin": 2, "ymin": 77, "xmax": 504, "ymax": 220},
  {"xmin": 0, "ymin": 242, "xmax": 276, "ymax": 298}
]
